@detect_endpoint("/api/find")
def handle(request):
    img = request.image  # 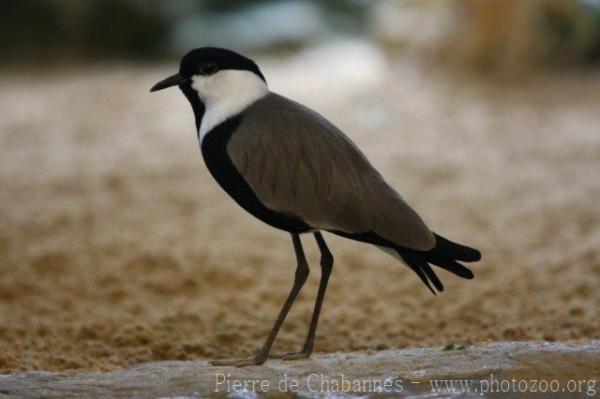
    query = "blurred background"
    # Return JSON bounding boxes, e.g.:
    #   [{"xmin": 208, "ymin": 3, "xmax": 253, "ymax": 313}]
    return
[
  {"xmin": 0, "ymin": 0, "xmax": 599, "ymax": 372},
  {"xmin": 3, "ymin": 0, "xmax": 600, "ymax": 68}
]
